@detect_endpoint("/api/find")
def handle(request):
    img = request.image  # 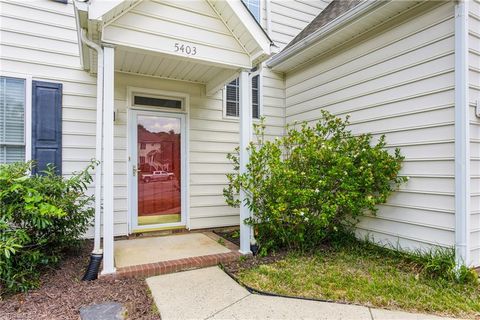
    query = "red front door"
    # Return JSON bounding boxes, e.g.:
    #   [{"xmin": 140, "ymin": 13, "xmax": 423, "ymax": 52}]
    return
[{"xmin": 136, "ymin": 114, "xmax": 181, "ymax": 226}]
